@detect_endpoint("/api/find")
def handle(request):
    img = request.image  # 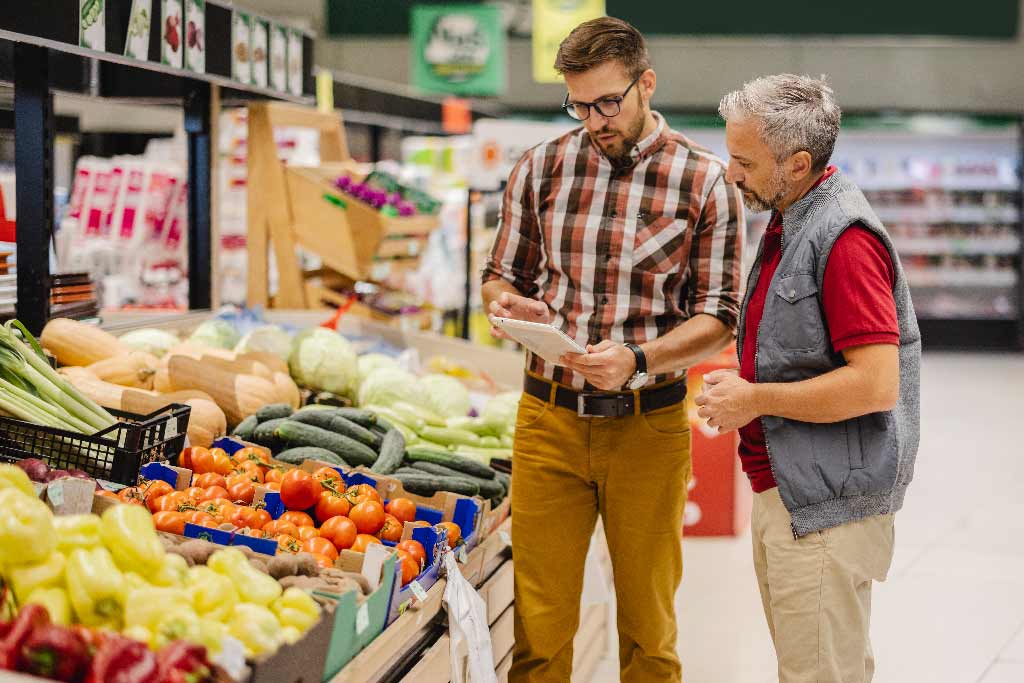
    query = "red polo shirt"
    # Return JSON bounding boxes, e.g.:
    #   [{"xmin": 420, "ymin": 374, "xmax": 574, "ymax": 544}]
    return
[{"xmin": 737, "ymin": 167, "xmax": 900, "ymax": 493}]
